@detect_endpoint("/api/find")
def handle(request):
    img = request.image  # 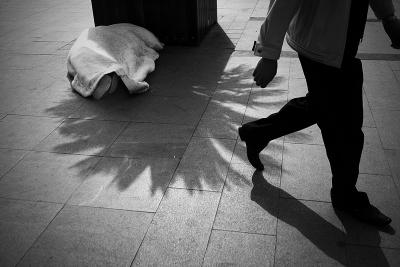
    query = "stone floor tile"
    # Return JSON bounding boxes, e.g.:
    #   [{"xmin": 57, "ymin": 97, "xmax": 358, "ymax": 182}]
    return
[
  {"xmin": 288, "ymin": 78, "xmax": 308, "ymax": 100},
  {"xmin": 35, "ymin": 119, "xmax": 127, "ymax": 156},
  {"xmin": 364, "ymin": 80, "xmax": 400, "ymax": 110},
  {"xmin": 70, "ymin": 91, "xmax": 144, "ymax": 121},
  {"xmin": 363, "ymin": 93, "xmax": 376, "ymax": 128},
  {"xmin": 243, "ymin": 105, "xmax": 284, "ymax": 123},
  {"xmin": 389, "ymin": 61, "xmax": 400, "ymax": 71},
  {"xmin": 0, "ymin": 151, "xmax": 99, "ymax": 203},
  {"xmin": 0, "ymin": 115, "xmax": 62, "ymax": 150},
  {"xmin": 363, "ymin": 126, "xmax": 384, "ymax": 148},
  {"xmin": 203, "ymin": 230, "xmax": 276, "ymax": 267},
  {"xmin": 346, "ymin": 245, "xmax": 400, "ymax": 267},
  {"xmin": 249, "ymin": 88, "xmax": 288, "ymax": 107},
  {"xmin": 0, "ymin": 114, "xmax": 5, "ymax": 120},
  {"xmin": 362, "ymin": 61, "xmax": 398, "ymax": 82},
  {"xmin": 0, "ymin": 199, "xmax": 62, "ymax": 267},
  {"xmin": 281, "ymin": 143, "xmax": 332, "ymax": 202},
  {"xmin": 212, "ymin": 88, "xmax": 251, "ymax": 105},
  {"xmin": 170, "ymin": 137, "xmax": 236, "ymax": 191},
  {"xmin": 193, "ymin": 117, "xmax": 240, "ymax": 139},
  {"xmin": 342, "ymin": 174, "xmax": 400, "ymax": 249},
  {"xmin": 214, "ymin": 164, "xmax": 280, "ymax": 235},
  {"xmin": 384, "ymin": 149, "xmax": 400, "ymax": 194},
  {"xmin": 360, "ymin": 146, "xmax": 391, "ymax": 175},
  {"xmin": 19, "ymin": 205, "xmax": 153, "ymax": 266},
  {"xmin": 69, "ymin": 157, "xmax": 178, "ymax": 212},
  {"xmin": 107, "ymin": 122, "xmax": 194, "ymax": 159},
  {"xmin": 202, "ymin": 99, "xmax": 247, "ymax": 123},
  {"xmin": 0, "ymin": 149, "xmax": 27, "ymax": 179},
  {"xmin": 285, "ymin": 124, "xmax": 324, "ymax": 145},
  {"xmin": 372, "ymin": 109, "xmax": 400, "ymax": 149},
  {"xmin": 133, "ymin": 95, "xmax": 209, "ymax": 126},
  {"xmin": 132, "ymin": 188, "xmax": 220, "ymax": 266},
  {"xmin": 289, "ymin": 58, "xmax": 306, "ymax": 79},
  {"xmin": 275, "ymin": 199, "xmax": 347, "ymax": 267},
  {"xmin": 10, "ymin": 87, "xmax": 84, "ymax": 118}
]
